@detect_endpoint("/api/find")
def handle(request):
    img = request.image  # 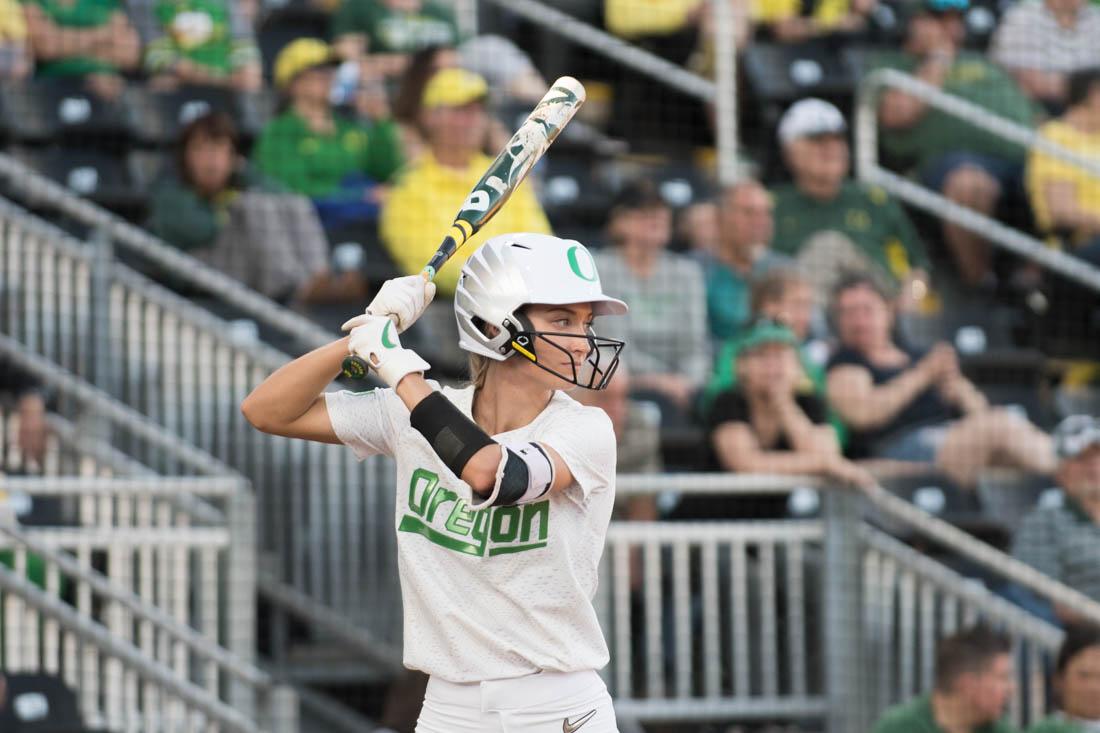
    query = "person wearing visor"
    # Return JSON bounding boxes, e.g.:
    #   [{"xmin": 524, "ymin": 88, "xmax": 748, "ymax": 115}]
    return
[
  {"xmin": 254, "ymin": 38, "xmax": 403, "ymax": 230},
  {"xmin": 872, "ymin": 0, "xmax": 1037, "ymax": 287},
  {"xmin": 381, "ymin": 68, "xmax": 552, "ymax": 297},
  {"xmin": 707, "ymin": 318, "xmax": 875, "ymax": 490},
  {"xmin": 1013, "ymin": 415, "xmax": 1100, "ymax": 625},
  {"xmin": 242, "ymin": 233, "xmax": 627, "ymax": 732}
]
